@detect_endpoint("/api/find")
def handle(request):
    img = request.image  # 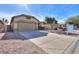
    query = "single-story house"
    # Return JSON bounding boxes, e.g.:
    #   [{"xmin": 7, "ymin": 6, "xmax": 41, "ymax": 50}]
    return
[
  {"xmin": 10, "ymin": 14, "xmax": 40, "ymax": 32},
  {"xmin": 39, "ymin": 22, "xmax": 58, "ymax": 30},
  {"xmin": 0, "ymin": 20, "xmax": 6, "ymax": 32}
]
